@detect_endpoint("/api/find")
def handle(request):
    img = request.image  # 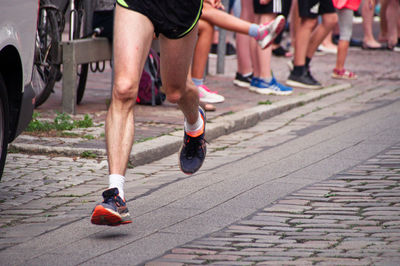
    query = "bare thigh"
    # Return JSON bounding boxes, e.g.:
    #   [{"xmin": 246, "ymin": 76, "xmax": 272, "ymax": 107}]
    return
[
  {"xmin": 158, "ymin": 26, "xmax": 198, "ymax": 101},
  {"xmin": 113, "ymin": 5, "xmax": 154, "ymax": 98}
]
